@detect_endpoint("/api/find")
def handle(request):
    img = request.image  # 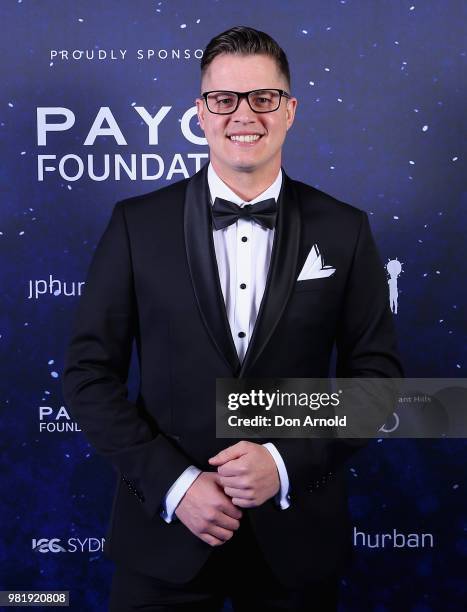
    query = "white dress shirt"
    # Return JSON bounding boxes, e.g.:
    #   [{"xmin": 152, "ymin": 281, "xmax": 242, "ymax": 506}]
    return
[{"xmin": 161, "ymin": 162, "xmax": 290, "ymax": 522}]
